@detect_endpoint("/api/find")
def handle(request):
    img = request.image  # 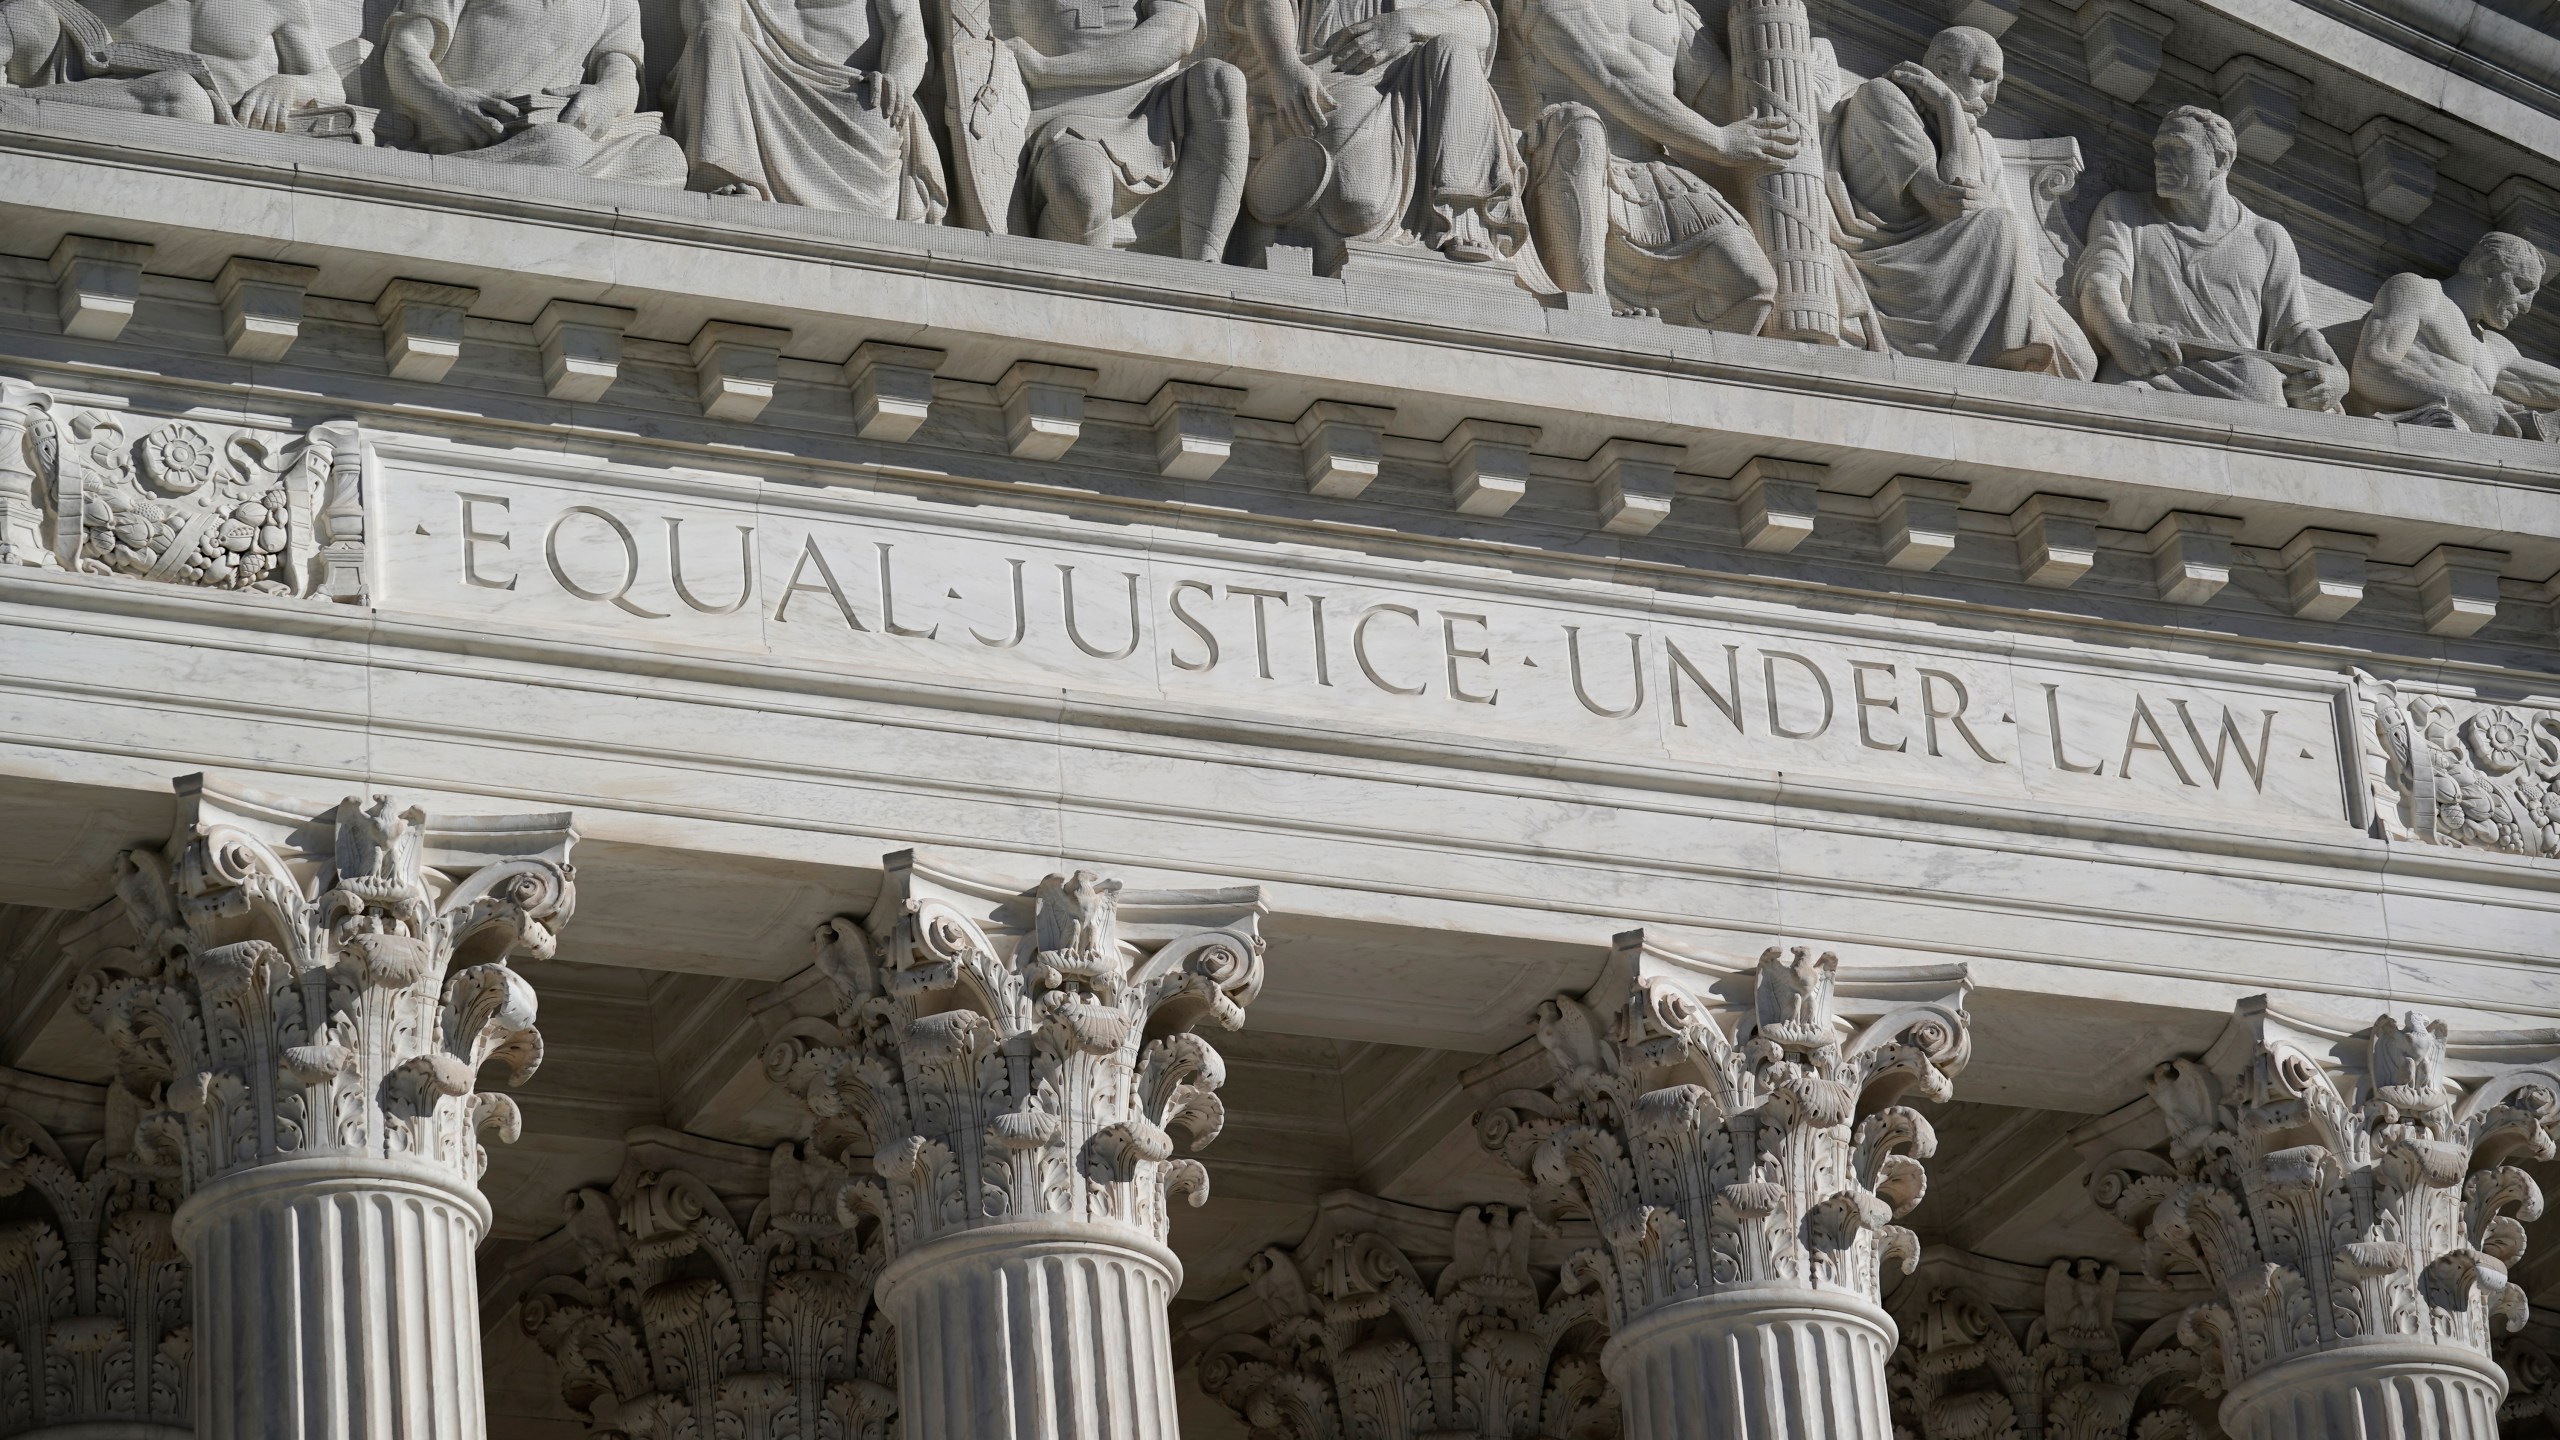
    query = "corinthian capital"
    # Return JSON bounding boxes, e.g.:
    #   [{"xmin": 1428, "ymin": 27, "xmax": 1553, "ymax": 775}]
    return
[
  {"xmin": 67, "ymin": 773, "xmax": 576, "ymax": 1197},
  {"xmin": 2083, "ymin": 996, "xmax": 2560, "ymax": 1414},
  {"xmin": 764, "ymin": 850, "xmax": 1265, "ymax": 1257},
  {"xmin": 1474, "ymin": 931, "xmax": 1973, "ymax": 1328},
  {"xmin": 1193, "ymin": 1193, "xmax": 1617, "ymax": 1439}
]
